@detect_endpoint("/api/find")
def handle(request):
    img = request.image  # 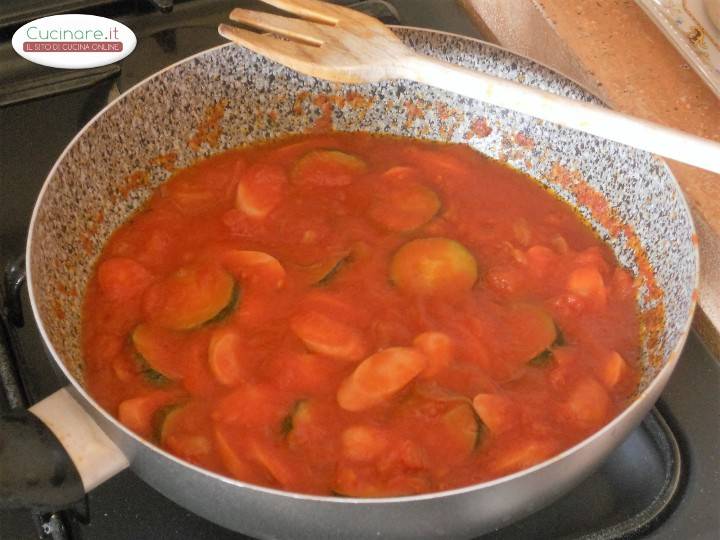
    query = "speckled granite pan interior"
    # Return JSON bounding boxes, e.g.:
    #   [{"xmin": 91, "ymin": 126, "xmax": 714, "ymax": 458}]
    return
[{"xmin": 29, "ymin": 28, "xmax": 697, "ymax": 395}]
